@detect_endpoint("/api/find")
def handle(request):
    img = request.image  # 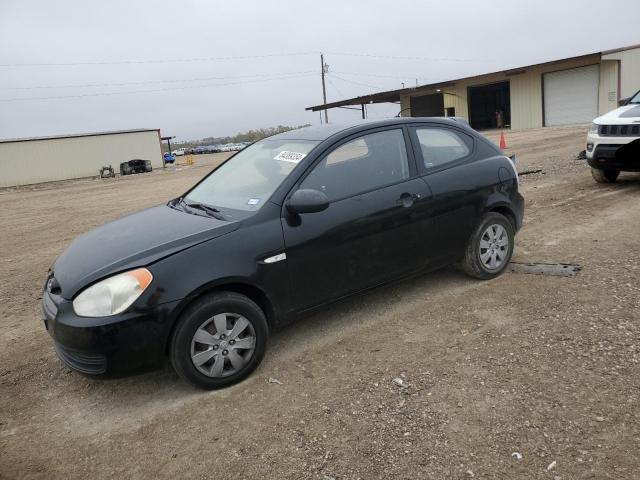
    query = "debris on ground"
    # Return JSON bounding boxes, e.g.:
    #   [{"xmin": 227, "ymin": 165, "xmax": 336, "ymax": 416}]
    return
[
  {"xmin": 511, "ymin": 452, "xmax": 523, "ymax": 460},
  {"xmin": 267, "ymin": 377, "xmax": 283, "ymax": 385},
  {"xmin": 518, "ymin": 169, "xmax": 544, "ymax": 176},
  {"xmin": 391, "ymin": 377, "xmax": 410, "ymax": 391},
  {"xmin": 547, "ymin": 460, "xmax": 557, "ymax": 471},
  {"xmin": 465, "ymin": 470, "xmax": 475, "ymax": 477},
  {"xmin": 576, "ymin": 149, "xmax": 587, "ymax": 160},
  {"xmin": 509, "ymin": 262, "xmax": 582, "ymax": 277}
]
